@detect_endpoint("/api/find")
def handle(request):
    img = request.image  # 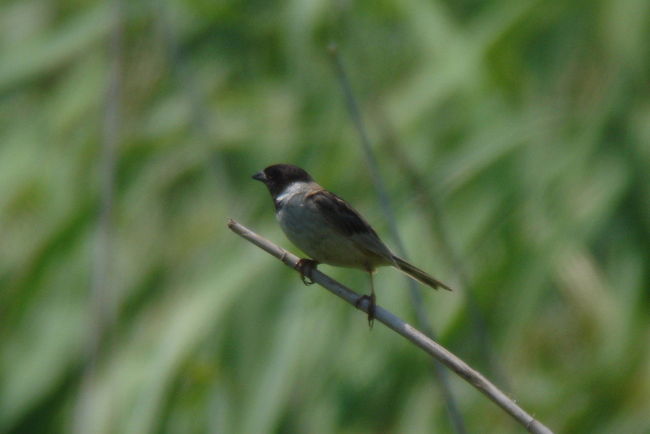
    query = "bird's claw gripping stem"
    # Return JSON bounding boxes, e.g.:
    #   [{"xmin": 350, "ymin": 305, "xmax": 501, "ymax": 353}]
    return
[
  {"xmin": 355, "ymin": 293, "xmax": 377, "ymax": 328},
  {"xmin": 295, "ymin": 259, "xmax": 318, "ymax": 285}
]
